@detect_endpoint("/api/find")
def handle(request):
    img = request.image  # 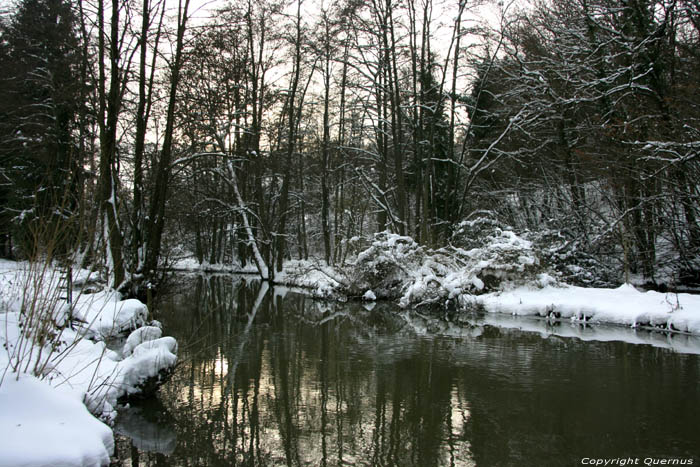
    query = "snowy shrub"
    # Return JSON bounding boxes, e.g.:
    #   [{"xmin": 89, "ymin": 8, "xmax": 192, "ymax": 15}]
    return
[
  {"xmin": 397, "ymin": 228, "xmax": 542, "ymax": 310},
  {"xmin": 459, "ymin": 229, "xmax": 540, "ymax": 290},
  {"xmin": 397, "ymin": 248, "xmax": 475, "ymax": 309},
  {"xmin": 450, "ymin": 215, "xmax": 542, "ymax": 290},
  {"xmin": 528, "ymin": 229, "xmax": 617, "ymax": 287},
  {"xmin": 329, "ymin": 217, "xmax": 611, "ymax": 310},
  {"xmin": 340, "ymin": 232, "xmax": 426, "ymax": 299},
  {"xmin": 450, "ymin": 212, "xmax": 507, "ymax": 250},
  {"xmin": 339, "ymin": 226, "xmax": 543, "ymax": 310},
  {"xmin": 1, "ymin": 261, "xmax": 78, "ymax": 380}
]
